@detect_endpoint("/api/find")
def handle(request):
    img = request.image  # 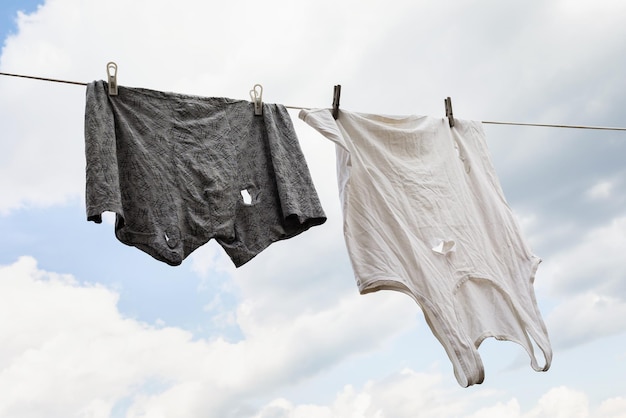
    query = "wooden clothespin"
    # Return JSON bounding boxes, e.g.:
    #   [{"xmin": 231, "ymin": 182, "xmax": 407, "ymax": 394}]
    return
[
  {"xmin": 107, "ymin": 62, "xmax": 118, "ymax": 96},
  {"xmin": 250, "ymin": 84, "xmax": 263, "ymax": 116},
  {"xmin": 332, "ymin": 85, "xmax": 341, "ymax": 119},
  {"xmin": 444, "ymin": 96, "xmax": 454, "ymax": 127}
]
